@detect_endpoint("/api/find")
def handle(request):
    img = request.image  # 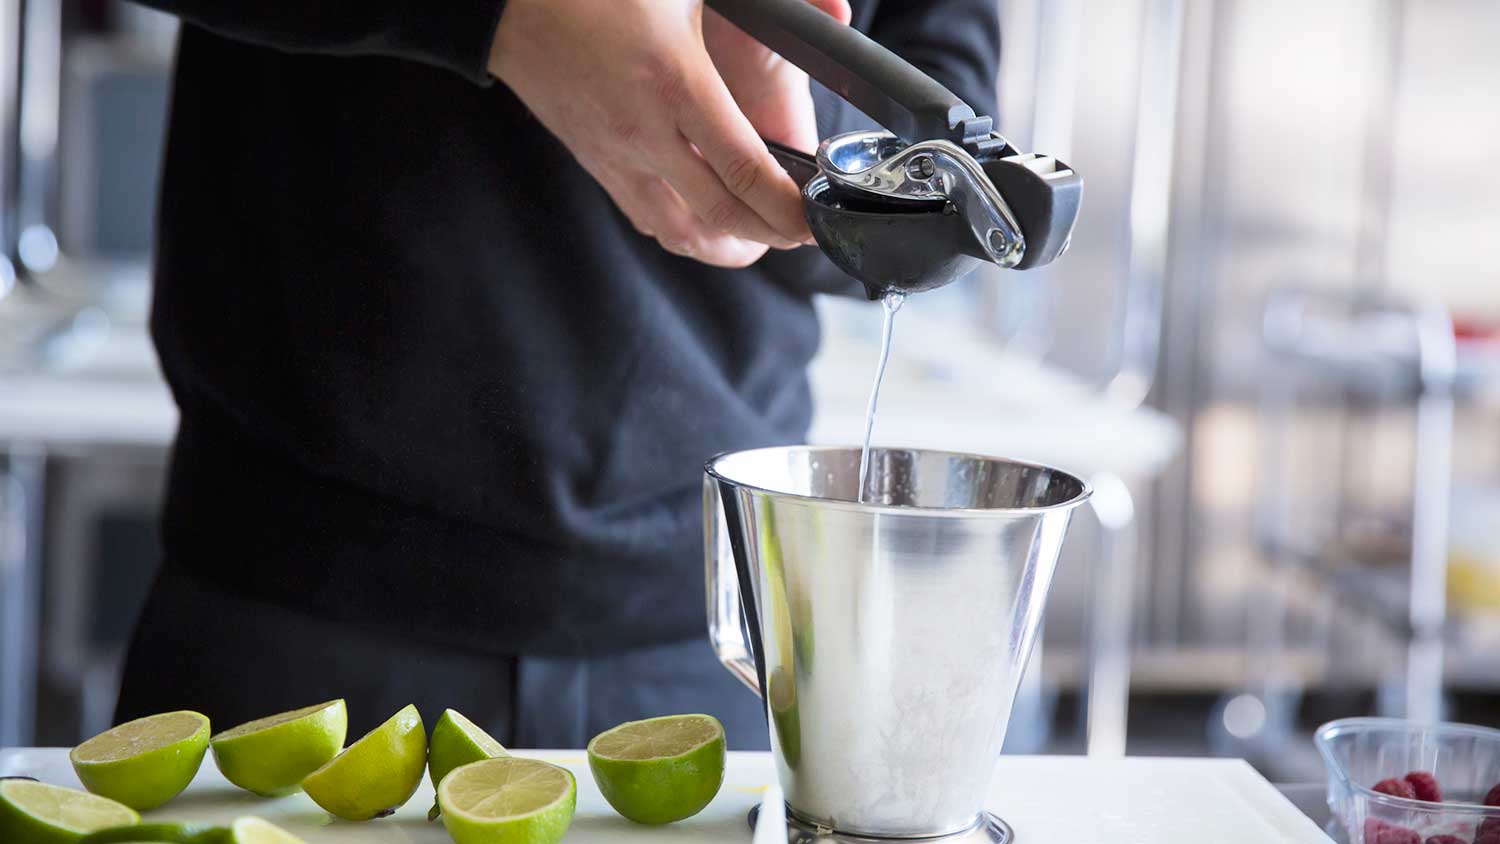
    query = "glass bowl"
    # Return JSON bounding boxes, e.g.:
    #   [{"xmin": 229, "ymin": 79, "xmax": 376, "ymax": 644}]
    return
[{"xmin": 1316, "ymin": 717, "xmax": 1500, "ymax": 843}]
